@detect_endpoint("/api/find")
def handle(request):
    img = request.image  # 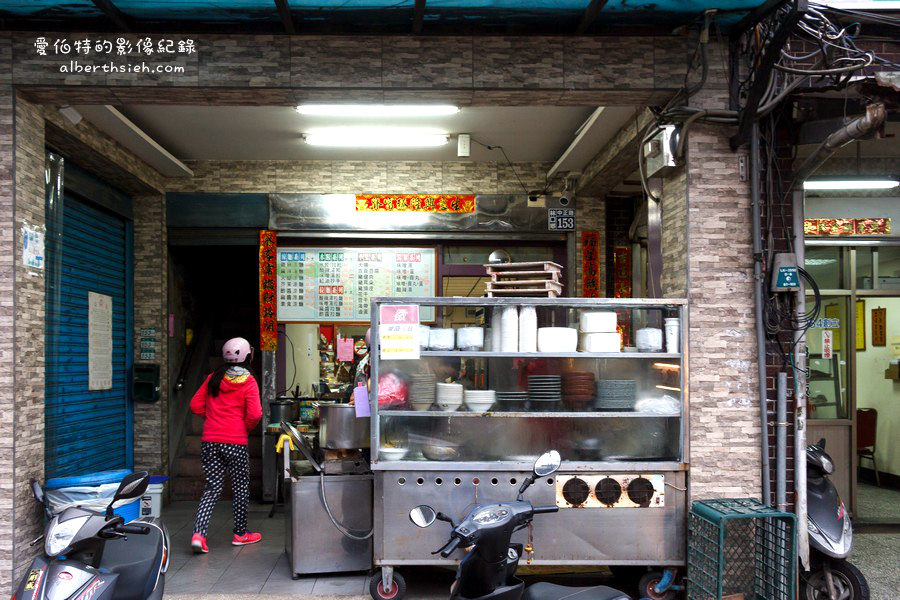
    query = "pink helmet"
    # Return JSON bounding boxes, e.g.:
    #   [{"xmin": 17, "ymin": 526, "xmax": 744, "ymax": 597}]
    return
[{"xmin": 223, "ymin": 337, "xmax": 252, "ymax": 363}]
